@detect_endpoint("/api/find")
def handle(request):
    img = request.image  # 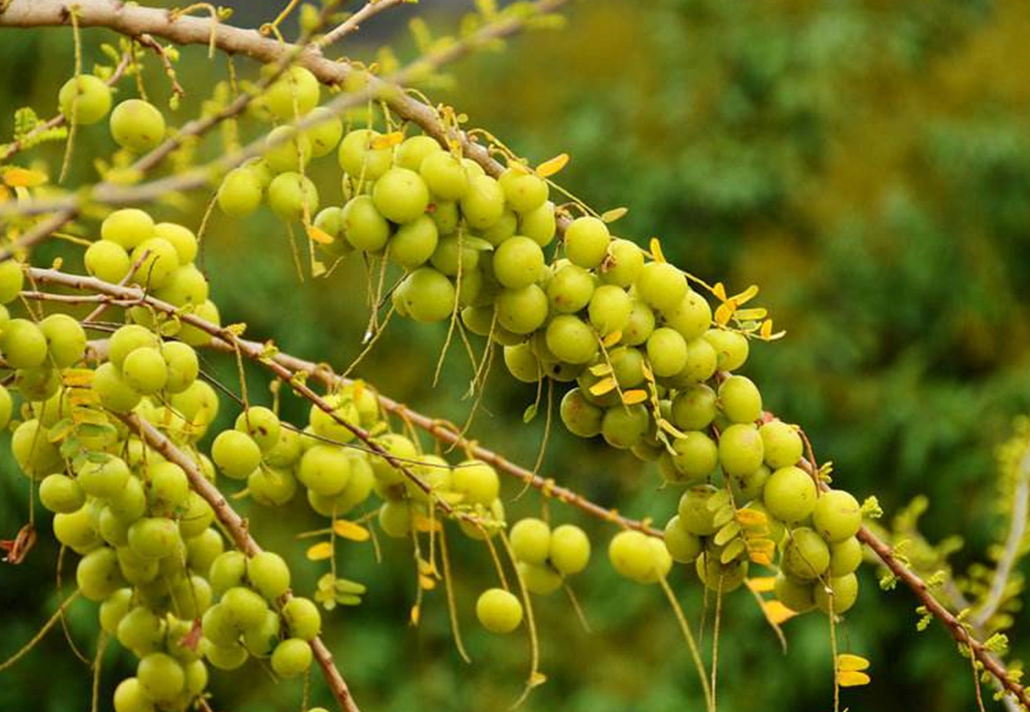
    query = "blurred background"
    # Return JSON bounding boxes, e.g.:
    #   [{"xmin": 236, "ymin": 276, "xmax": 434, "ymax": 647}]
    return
[{"xmin": 4, "ymin": 0, "xmax": 1030, "ymax": 710}]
